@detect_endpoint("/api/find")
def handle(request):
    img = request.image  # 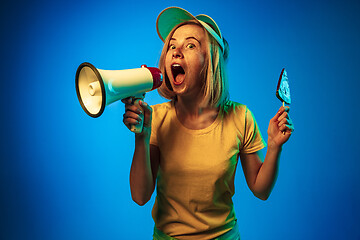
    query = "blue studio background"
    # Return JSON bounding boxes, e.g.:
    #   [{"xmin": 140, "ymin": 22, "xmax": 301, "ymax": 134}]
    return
[{"xmin": 1, "ymin": 0, "xmax": 359, "ymax": 239}]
